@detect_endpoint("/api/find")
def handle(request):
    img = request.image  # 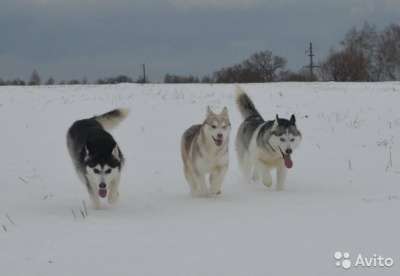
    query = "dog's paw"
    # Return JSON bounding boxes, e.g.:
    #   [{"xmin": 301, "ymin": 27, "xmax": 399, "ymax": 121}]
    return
[
  {"xmin": 108, "ymin": 192, "xmax": 119, "ymax": 204},
  {"xmin": 89, "ymin": 196, "xmax": 102, "ymax": 209},
  {"xmin": 251, "ymin": 173, "xmax": 259, "ymax": 183},
  {"xmin": 92, "ymin": 201, "xmax": 101, "ymax": 209},
  {"xmin": 263, "ymin": 180, "xmax": 273, "ymax": 188},
  {"xmin": 191, "ymin": 190, "xmax": 209, "ymax": 198},
  {"xmin": 209, "ymin": 190, "xmax": 222, "ymax": 197}
]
